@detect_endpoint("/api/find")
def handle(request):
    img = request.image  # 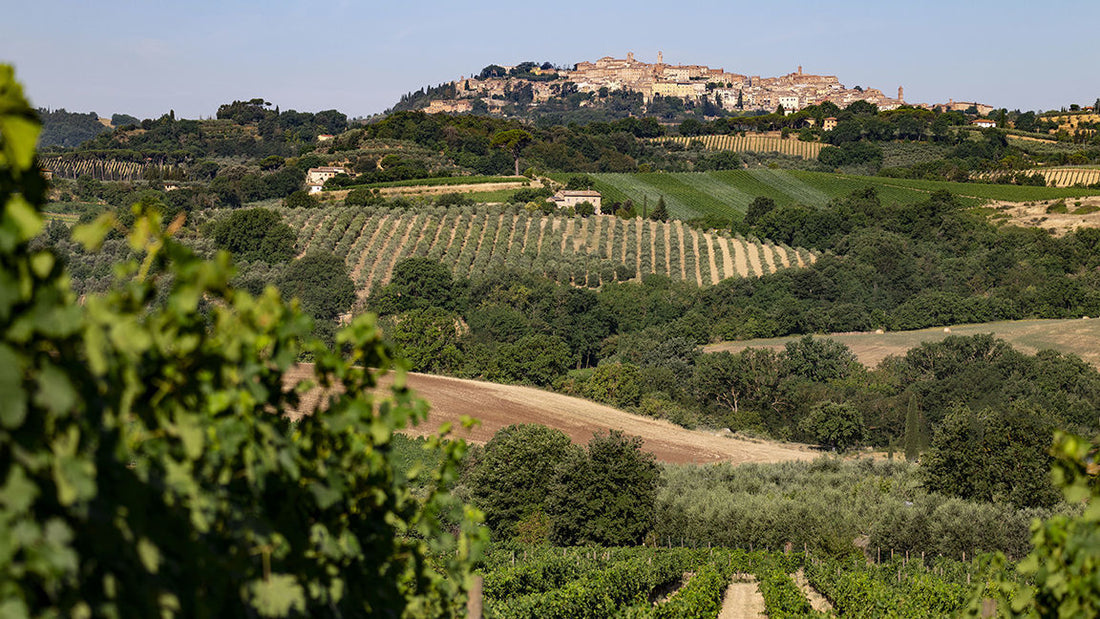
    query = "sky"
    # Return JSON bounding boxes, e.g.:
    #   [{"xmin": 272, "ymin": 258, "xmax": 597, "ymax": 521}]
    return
[{"xmin": 3, "ymin": 0, "xmax": 1098, "ymax": 121}]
